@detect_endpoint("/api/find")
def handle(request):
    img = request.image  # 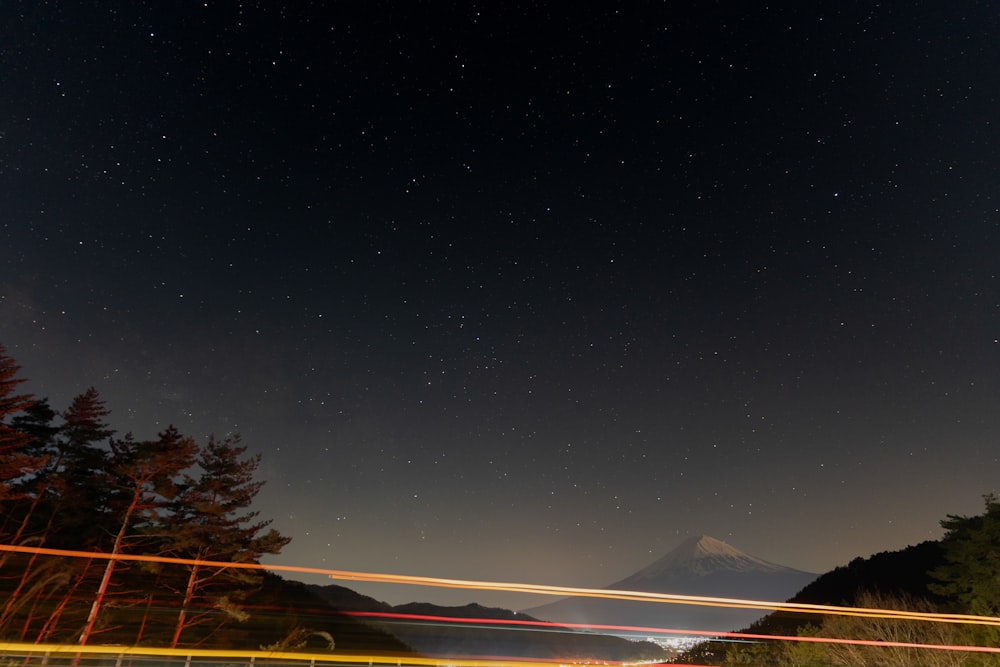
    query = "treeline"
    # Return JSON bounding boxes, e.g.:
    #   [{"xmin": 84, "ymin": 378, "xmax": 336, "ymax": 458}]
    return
[
  {"xmin": 0, "ymin": 343, "xmax": 290, "ymax": 647},
  {"xmin": 677, "ymin": 496, "xmax": 1000, "ymax": 667}
]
